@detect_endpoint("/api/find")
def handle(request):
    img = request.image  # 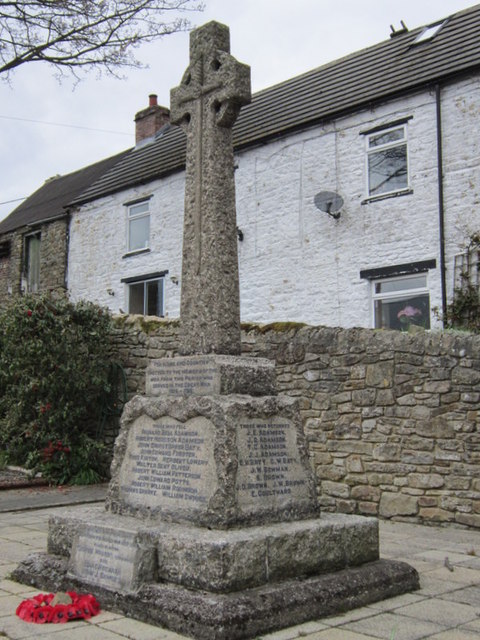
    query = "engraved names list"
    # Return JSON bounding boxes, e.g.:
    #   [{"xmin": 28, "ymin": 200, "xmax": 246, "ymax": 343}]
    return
[
  {"xmin": 236, "ymin": 419, "xmax": 309, "ymax": 508},
  {"xmin": 119, "ymin": 416, "xmax": 217, "ymax": 509}
]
